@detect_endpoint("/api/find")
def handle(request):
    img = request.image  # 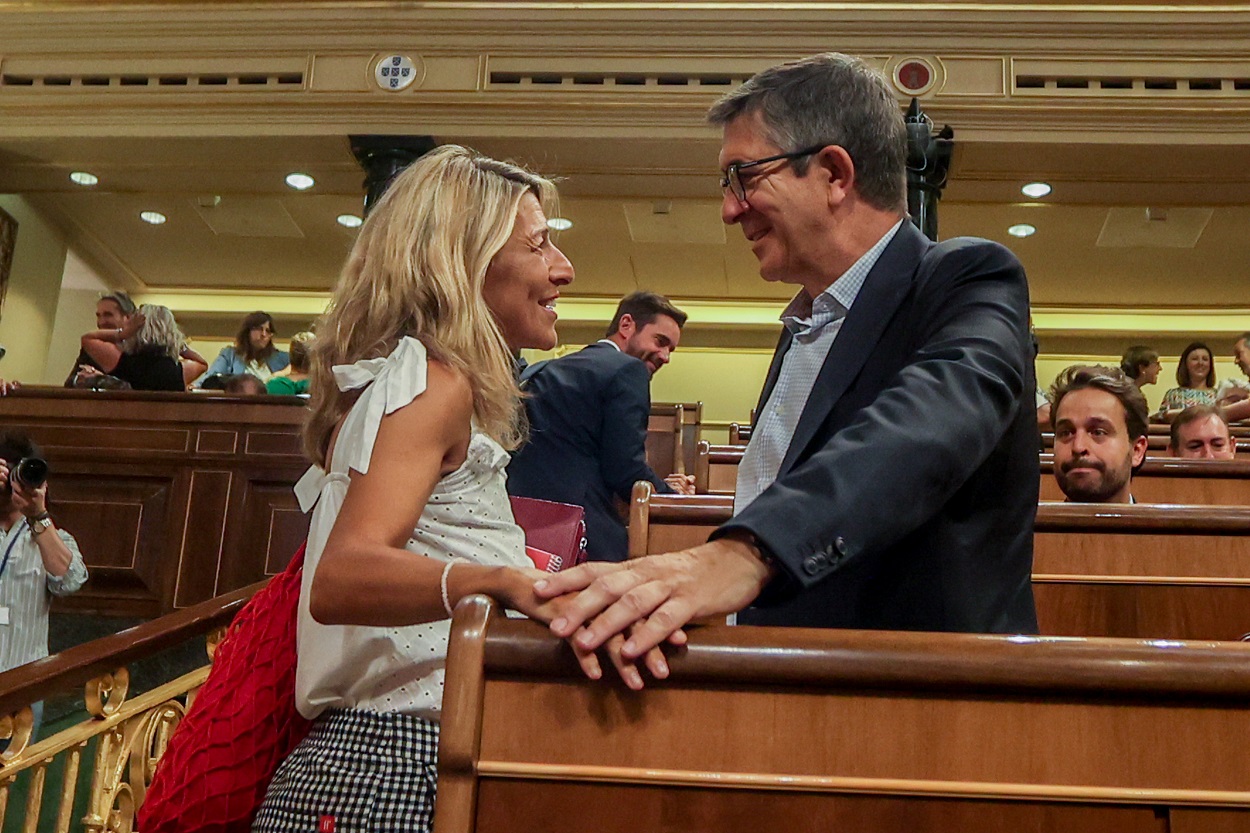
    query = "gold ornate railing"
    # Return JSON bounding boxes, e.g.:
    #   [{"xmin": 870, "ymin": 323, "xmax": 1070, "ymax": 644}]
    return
[{"xmin": 0, "ymin": 581, "xmax": 263, "ymax": 832}]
